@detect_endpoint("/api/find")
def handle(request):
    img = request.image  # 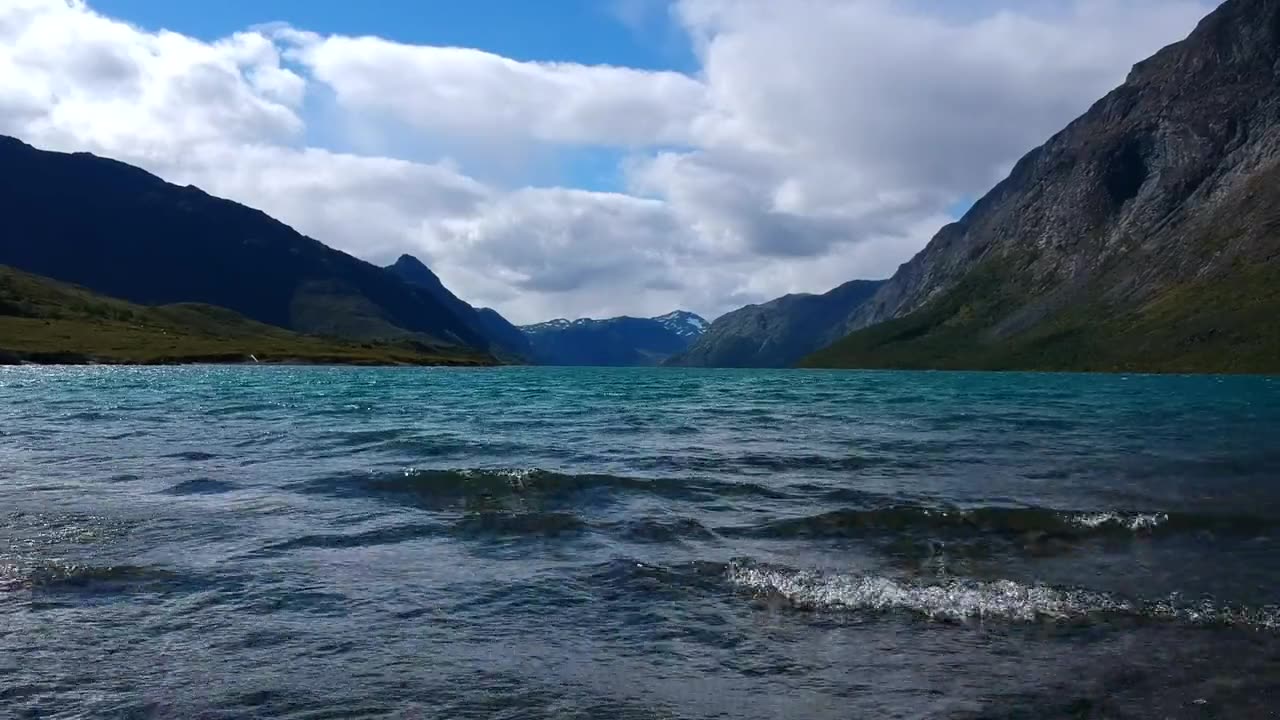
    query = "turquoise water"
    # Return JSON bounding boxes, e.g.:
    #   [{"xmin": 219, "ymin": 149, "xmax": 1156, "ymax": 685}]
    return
[{"xmin": 2, "ymin": 366, "xmax": 1279, "ymax": 718}]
